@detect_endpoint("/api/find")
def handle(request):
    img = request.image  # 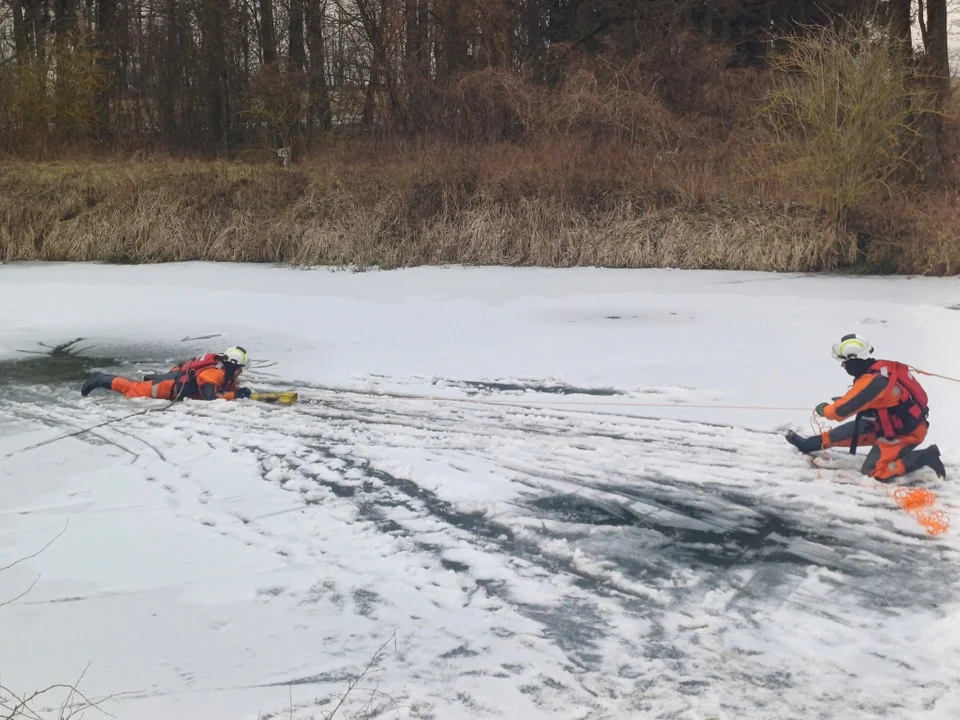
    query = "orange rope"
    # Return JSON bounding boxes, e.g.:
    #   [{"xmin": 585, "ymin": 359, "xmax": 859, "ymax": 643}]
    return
[
  {"xmin": 498, "ymin": 396, "xmax": 950, "ymax": 535},
  {"xmin": 878, "ymin": 366, "xmax": 953, "ymax": 534},
  {"xmin": 915, "ymin": 509, "xmax": 951, "ymax": 535},
  {"xmin": 492, "ymin": 377, "xmax": 953, "ymax": 533},
  {"xmin": 489, "ymin": 366, "xmax": 952, "ymax": 412},
  {"xmin": 809, "ymin": 412, "xmax": 948, "ymax": 535},
  {"xmin": 910, "ymin": 366, "xmax": 960, "ymax": 384},
  {"xmin": 341, "ymin": 378, "xmax": 954, "ymax": 534},
  {"xmin": 890, "ymin": 487, "xmax": 936, "ymax": 511},
  {"xmin": 470, "ymin": 364, "xmax": 959, "ymax": 412},
  {"xmin": 887, "ymin": 487, "xmax": 950, "ymax": 535},
  {"xmin": 320, "ymin": 387, "xmax": 812, "ymax": 413},
  {"xmin": 477, "ymin": 399, "xmax": 810, "ymax": 411}
]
